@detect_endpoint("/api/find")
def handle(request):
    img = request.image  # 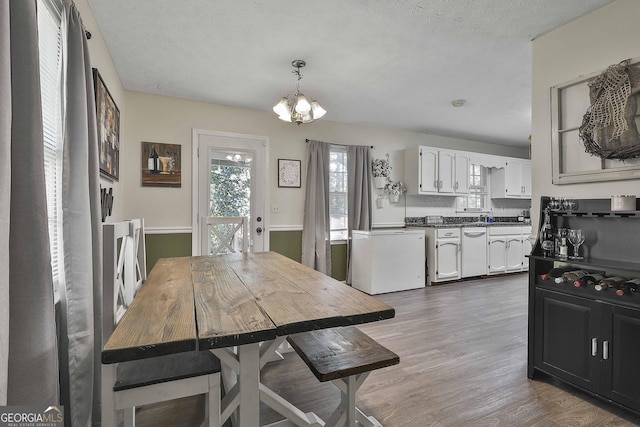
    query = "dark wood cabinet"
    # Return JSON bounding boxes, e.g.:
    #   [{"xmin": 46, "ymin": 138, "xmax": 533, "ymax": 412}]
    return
[{"xmin": 529, "ymin": 197, "xmax": 640, "ymax": 414}]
